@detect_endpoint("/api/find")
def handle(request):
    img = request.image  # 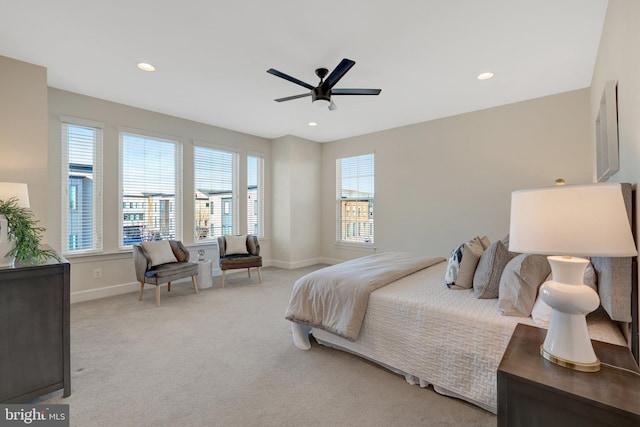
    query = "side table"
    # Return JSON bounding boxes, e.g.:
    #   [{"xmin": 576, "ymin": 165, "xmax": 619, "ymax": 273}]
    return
[
  {"xmin": 196, "ymin": 259, "xmax": 213, "ymax": 289},
  {"xmin": 497, "ymin": 323, "xmax": 640, "ymax": 427}
]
